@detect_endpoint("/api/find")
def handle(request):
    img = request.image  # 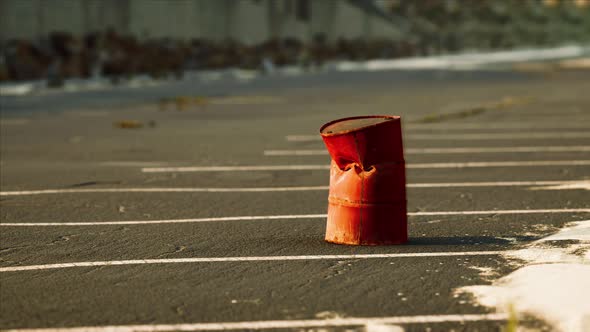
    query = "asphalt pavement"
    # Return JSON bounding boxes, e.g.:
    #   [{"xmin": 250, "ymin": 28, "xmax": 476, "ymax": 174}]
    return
[{"xmin": 1, "ymin": 68, "xmax": 589, "ymax": 332}]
